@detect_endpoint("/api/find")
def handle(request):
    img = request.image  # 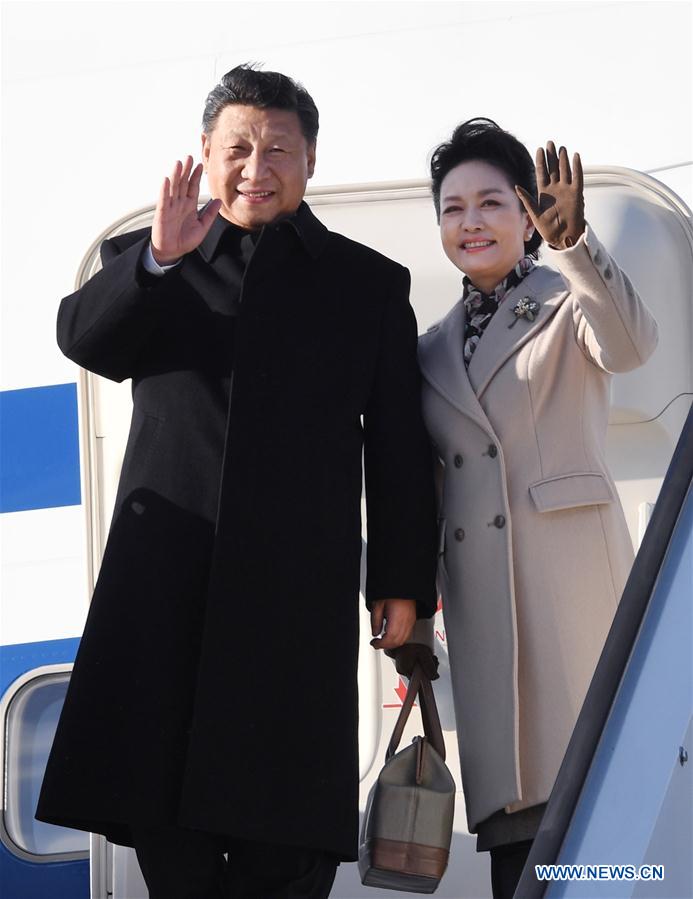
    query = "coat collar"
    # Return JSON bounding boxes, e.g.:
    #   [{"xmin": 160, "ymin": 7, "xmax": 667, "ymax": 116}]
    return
[
  {"xmin": 468, "ymin": 265, "xmax": 567, "ymax": 398},
  {"xmin": 197, "ymin": 200, "xmax": 329, "ymax": 263},
  {"xmin": 418, "ymin": 266, "xmax": 568, "ymax": 427},
  {"xmin": 419, "ymin": 298, "xmax": 491, "ymax": 432},
  {"xmin": 288, "ymin": 201, "xmax": 330, "ymax": 259}
]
